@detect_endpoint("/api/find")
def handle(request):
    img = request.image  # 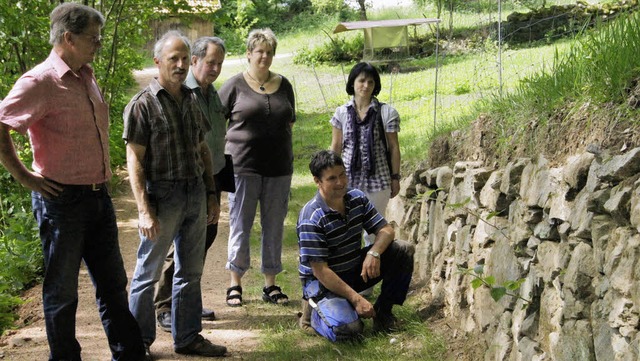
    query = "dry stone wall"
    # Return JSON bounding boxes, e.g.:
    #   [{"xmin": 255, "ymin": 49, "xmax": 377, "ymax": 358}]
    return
[{"xmin": 387, "ymin": 149, "xmax": 640, "ymax": 360}]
